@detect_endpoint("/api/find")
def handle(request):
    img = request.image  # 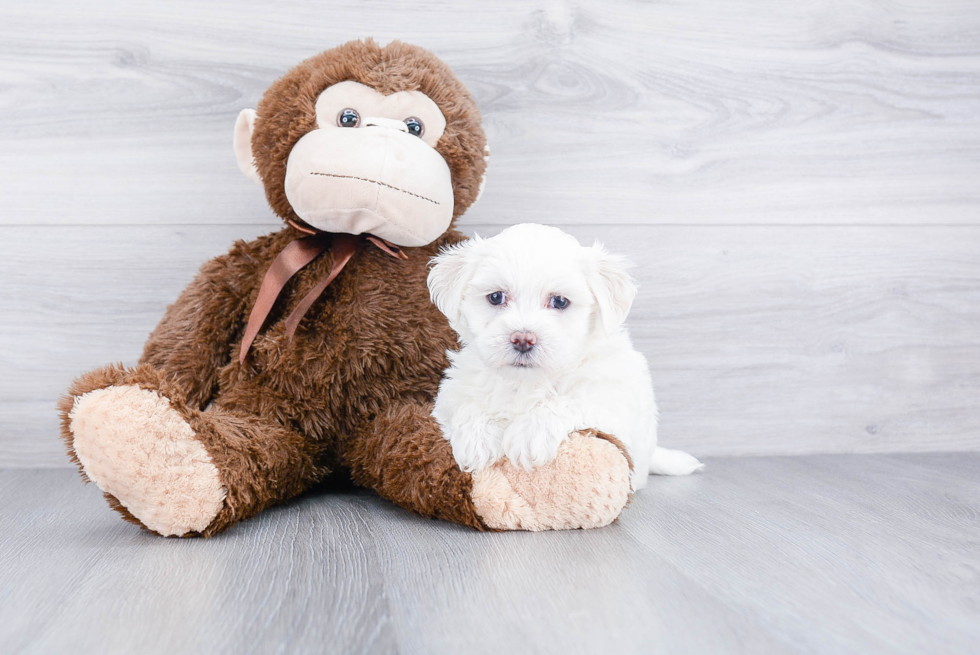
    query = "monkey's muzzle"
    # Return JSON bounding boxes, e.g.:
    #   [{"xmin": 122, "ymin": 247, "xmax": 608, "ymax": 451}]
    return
[{"xmin": 284, "ymin": 124, "xmax": 455, "ymax": 247}]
